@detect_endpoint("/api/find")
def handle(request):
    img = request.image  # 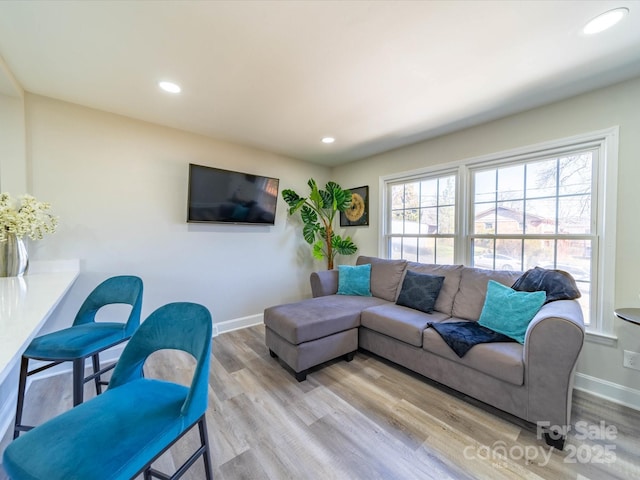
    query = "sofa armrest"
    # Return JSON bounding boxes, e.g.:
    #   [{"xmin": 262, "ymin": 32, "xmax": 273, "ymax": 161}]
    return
[
  {"xmin": 523, "ymin": 299, "xmax": 585, "ymax": 429},
  {"xmin": 310, "ymin": 270, "xmax": 339, "ymax": 297}
]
